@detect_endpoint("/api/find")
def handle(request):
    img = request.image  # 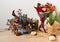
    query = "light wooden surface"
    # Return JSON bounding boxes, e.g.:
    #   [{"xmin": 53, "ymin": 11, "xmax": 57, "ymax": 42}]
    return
[{"xmin": 0, "ymin": 30, "xmax": 60, "ymax": 42}]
